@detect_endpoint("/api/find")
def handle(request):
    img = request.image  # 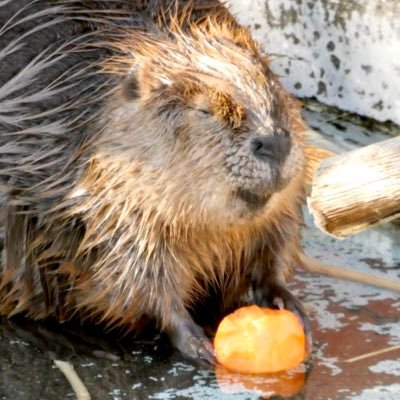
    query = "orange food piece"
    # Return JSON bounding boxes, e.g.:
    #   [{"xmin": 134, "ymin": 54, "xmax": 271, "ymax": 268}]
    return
[{"xmin": 214, "ymin": 305, "xmax": 307, "ymax": 374}]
